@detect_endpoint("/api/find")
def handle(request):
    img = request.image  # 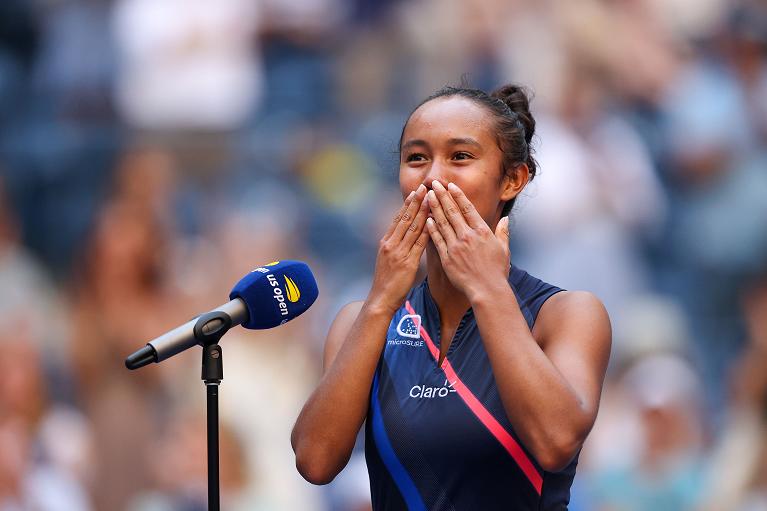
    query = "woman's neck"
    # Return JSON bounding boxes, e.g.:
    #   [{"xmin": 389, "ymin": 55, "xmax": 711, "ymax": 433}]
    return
[{"xmin": 425, "ymin": 245, "xmax": 471, "ymax": 327}]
